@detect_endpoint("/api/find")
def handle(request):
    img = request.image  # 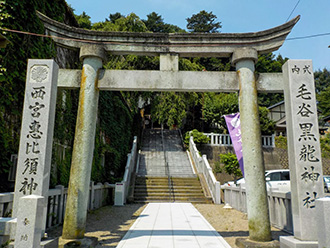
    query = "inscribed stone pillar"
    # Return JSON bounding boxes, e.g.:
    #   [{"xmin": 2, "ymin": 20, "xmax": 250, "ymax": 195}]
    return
[
  {"xmin": 62, "ymin": 45, "xmax": 106, "ymax": 240},
  {"xmin": 13, "ymin": 59, "xmax": 58, "ymax": 225},
  {"xmin": 15, "ymin": 195, "xmax": 44, "ymax": 248},
  {"xmin": 282, "ymin": 60, "xmax": 324, "ymax": 242},
  {"xmin": 232, "ymin": 48, "xmax": 272, "ymax": 242}
]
